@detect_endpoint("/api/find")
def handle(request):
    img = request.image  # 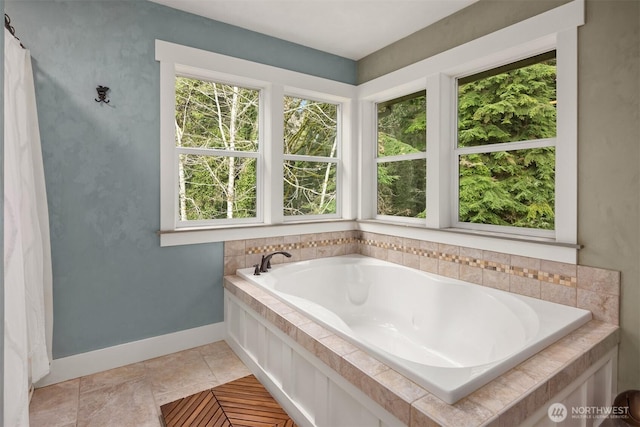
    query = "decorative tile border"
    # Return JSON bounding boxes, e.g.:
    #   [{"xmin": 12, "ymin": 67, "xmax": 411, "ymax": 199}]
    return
[
  {"xmin": 245, "ymin": 236, "xmax": 358, "ymax": 254},
  {"xmin": 359, "ymin": 237, "xmax": 577, "ymax": 287}
]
